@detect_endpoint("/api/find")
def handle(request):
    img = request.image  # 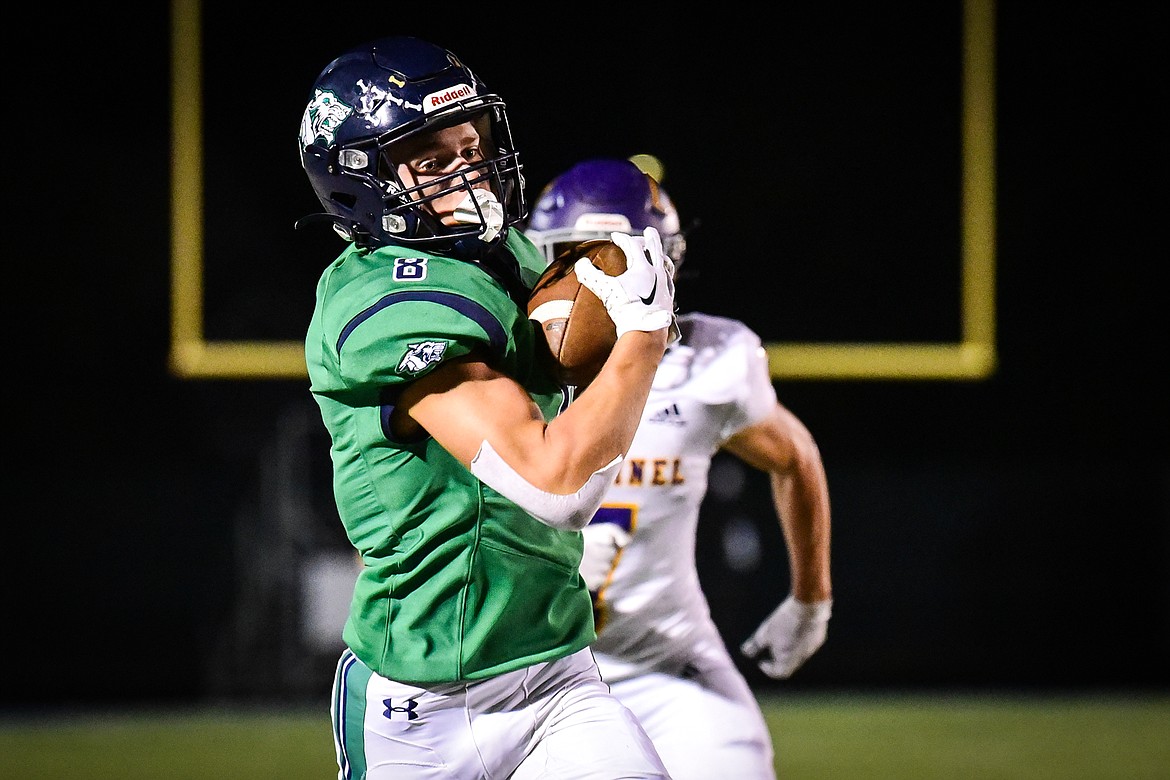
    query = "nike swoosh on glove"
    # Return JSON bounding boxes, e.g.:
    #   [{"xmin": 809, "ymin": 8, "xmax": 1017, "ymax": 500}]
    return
[
  {"xmin": 574, "ymin": 227, "xmax": 678, "ymax": 340},
  {"xmin": 741, "ymin": 595, "xmax": 832, "ymax": 679}
]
